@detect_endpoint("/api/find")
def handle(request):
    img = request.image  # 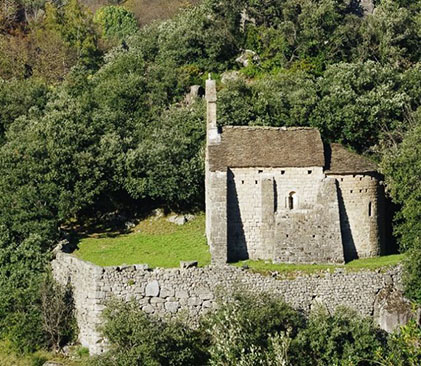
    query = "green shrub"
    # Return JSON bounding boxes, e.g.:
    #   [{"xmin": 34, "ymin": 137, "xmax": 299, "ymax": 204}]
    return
[
  {"xmin": 204, "ymin": 291, "xmax": 304, "ymax": 365},
  {"xmin": 290, "ymin": 307, "xmax": 387, "ymax": 366},
  {"xmin": 403, "ymin": 248, "xmax": 421, "ymax": 304},
  {"xmin": 92, "ymin": 299, "xmax": 208, "ymax": 366},
  {"xmin": 375, "ymin": 319, "xmax": 421, "ymax": 366}
]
